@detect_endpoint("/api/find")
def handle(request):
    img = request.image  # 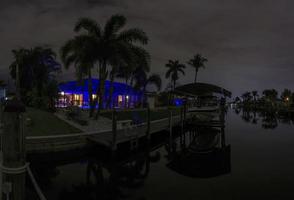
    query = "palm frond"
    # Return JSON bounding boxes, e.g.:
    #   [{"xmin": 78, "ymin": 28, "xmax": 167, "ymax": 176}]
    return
[
  {"xmin": 117, "ymin": 28, "xmax": 148, "ymax": 45},
  {"xmin": 146, "ymin": 74, "xmax": 162, "ymax": 91},
  {"xmin": 104, "ymin": 14, "xmax": 126, "ymax": 38},
  {"xmin": 74, "ymin": 17, "xmax": 101, "ymax": 37}
]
